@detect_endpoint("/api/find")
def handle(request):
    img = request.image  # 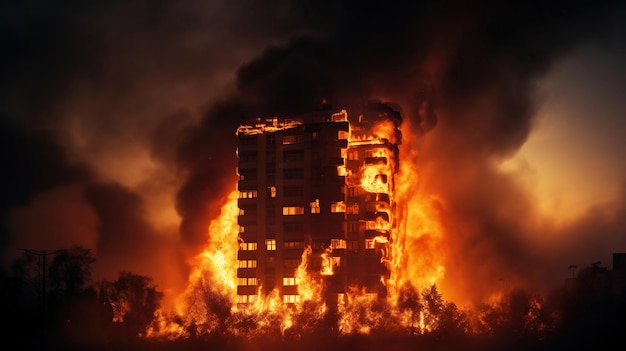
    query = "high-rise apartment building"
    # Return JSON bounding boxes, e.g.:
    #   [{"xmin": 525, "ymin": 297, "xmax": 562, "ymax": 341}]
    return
[{"xmin": 236, "ymin": 101, "xmax": 401, "ymax": 304}]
